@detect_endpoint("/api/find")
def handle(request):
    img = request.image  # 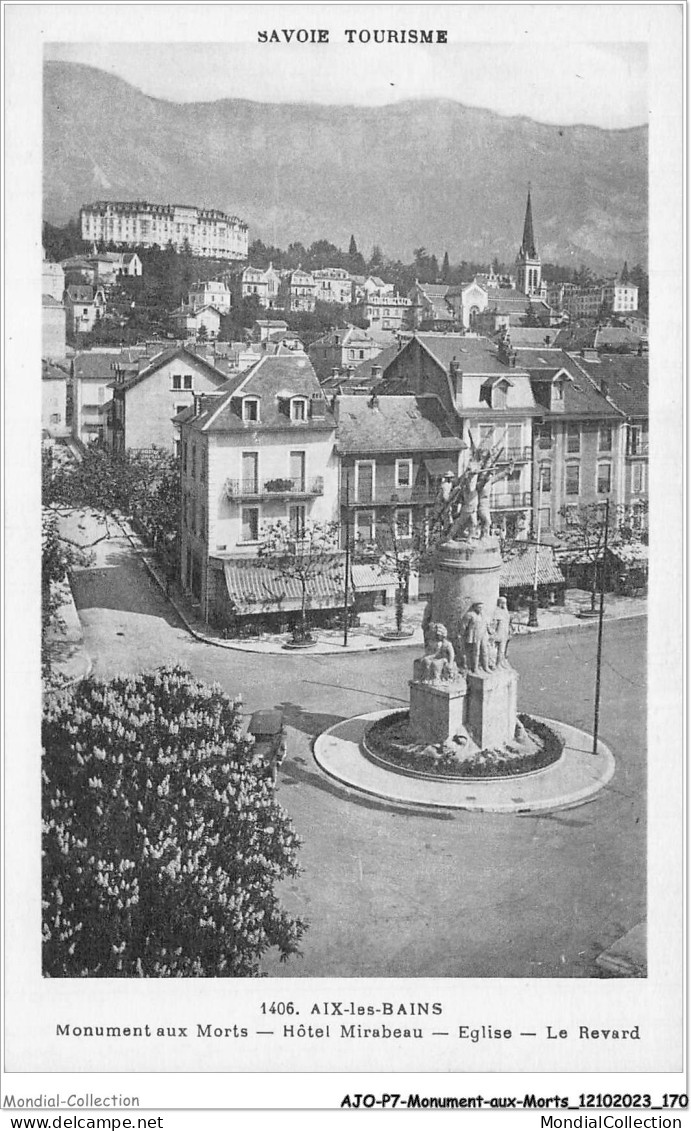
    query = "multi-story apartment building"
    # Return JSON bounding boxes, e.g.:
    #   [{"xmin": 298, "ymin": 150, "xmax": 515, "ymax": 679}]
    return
[
  {"xmin": 566, "ymin": 287, "xmax": 605, "ymax": 320},
  {"xmin": 188, "ymin": 279, "xmax": 231, "ymax": 314},
  {"xmin": 42, "ymin": 361, "xmax": 70, "ymax": 438},
  {"xmin": 231, "ymin": 264, "xmax": 282, "ymax": 308},
  {"xmin": 601, "ymin": 280, "xmax": 639, "ymax": 314},
  {"xmin": 379, "ymin": 334, "xmax": 539, "ymax": 538},
  {"xmin": 279, "ymin": 268, "xmax": 317, "ymax": 312},
  {"xmin": 171, "ymin": 304, "xmax": 223, "ymax": 340},
  {"xmin": 313, "ymin": 267, "xmax": 353, "ymax": 306},
  {"xmin": 42, "ymin": 296, "xmax": 67, "ymax": 361},
  {"xmin": 42, "ymin": 259, "xmax": 65, "ymax": 301},
  {"xmin": 406, "ymin": 283, "xmax": 455, "ymax": 330},
  {"xmin": 512, "ymin": 345, "xmax": 625, "ymax": 533},
  {"xmin": 63, "ymin": 285, "xmax": 106, "ymax": 334},
  {"xmin": 70, "ymin": 349, "xmax": 140, "ymax": 446},
  {"xmin": 354, "ymin": 292, "xmax": 410, "ymax": 332},
  {"xmin": 573, "ymin": 352, "xmax": 648, "ymax": 523},
  {"xmin": 108, "ymin": 344, "xmax": 230, "ymax": 454},
  {"xmin": 336, "ymin": 393, "xmax": 464, "ymax": 550},
  {"xmin": 80, "ymin": 201, "xmax": 248, "ymax": 260},
  {"xmin": 309, "ymin": 325, "xmax": 382, "ymax": 380},
  {"xmin": 177, "ymin": 353, "xmax": 339, "ymax": 626}
]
